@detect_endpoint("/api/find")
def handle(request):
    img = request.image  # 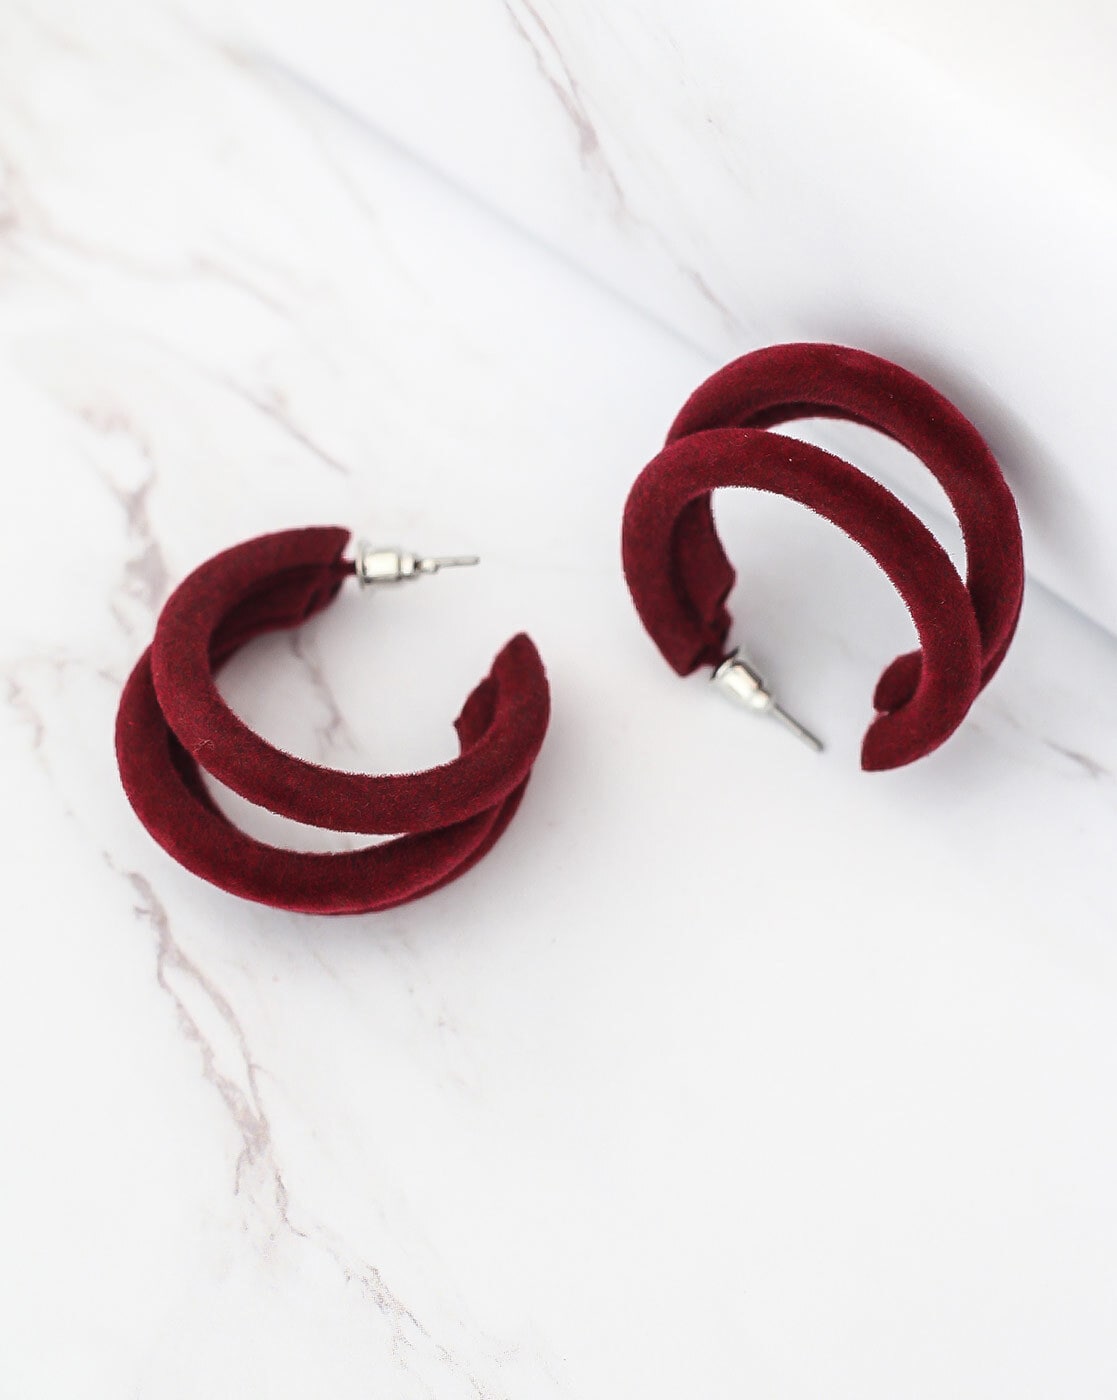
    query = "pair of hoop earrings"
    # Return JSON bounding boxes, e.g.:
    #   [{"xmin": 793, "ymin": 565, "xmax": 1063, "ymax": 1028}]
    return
[{"xmin": 116, "ymin": 343, "xmax": 1024, "ymax": 914}]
